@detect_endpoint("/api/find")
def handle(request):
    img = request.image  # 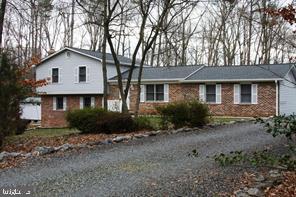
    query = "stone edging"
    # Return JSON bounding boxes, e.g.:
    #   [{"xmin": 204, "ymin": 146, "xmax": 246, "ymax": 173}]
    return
[
  {"xmin": 0, "ymin": 119, "xmax": 252, "ymax": 163},
  {"xmin": 234, "ymin": 170, "xmax": 283, "ymax": 197}
]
